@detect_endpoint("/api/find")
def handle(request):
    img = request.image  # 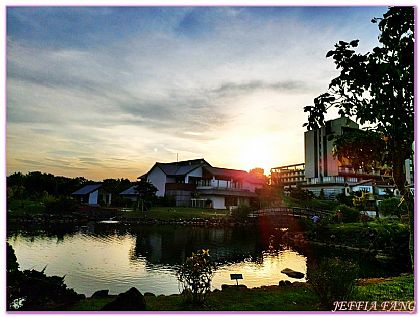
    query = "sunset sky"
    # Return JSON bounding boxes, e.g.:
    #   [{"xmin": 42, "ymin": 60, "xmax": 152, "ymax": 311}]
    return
[{"xmin": 6, "ymin": 6, "xmax": 388, "ymax": 180}]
